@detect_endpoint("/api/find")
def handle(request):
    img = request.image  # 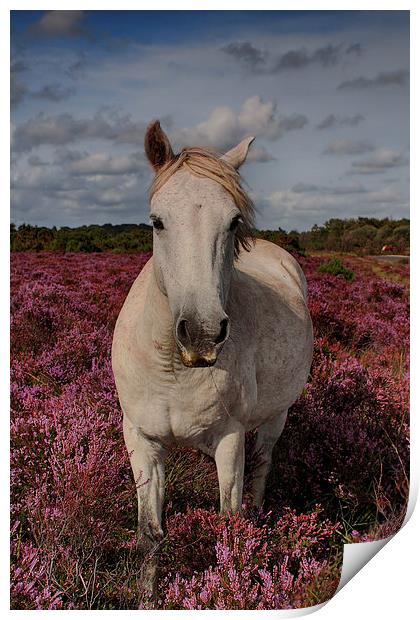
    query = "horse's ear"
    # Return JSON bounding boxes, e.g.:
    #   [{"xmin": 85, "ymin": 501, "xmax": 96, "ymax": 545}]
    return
[
  {"xmin": 221, "ymin": 136, "xmax": 255, "ymax": 169},
  {"xmin": 144, "ymin": 120, "xmax": 175, "ymax": 172}
]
